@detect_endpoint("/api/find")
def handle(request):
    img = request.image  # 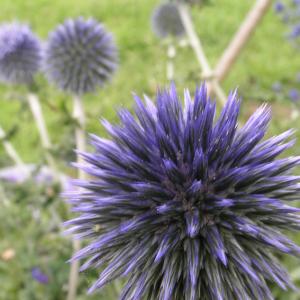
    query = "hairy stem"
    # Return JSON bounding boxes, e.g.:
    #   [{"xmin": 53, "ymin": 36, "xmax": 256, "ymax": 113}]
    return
[
  {"xmin": 27, "ymin": 93, "xmax": 57, "ymax": 172},
  {"xmin": 0, "ymin": 125, "xmax": 25, "ymax": 167},
  {"xmin": 167, "ymin": 42, "xmax": 176, "ymax": 81},
  {"xmin": 67, "ymin": 95, "xmax": 86, "ymax": 300},
  {"xmin": 212, "ymin": 0, "xmax": 272, "ymax": 86}
]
